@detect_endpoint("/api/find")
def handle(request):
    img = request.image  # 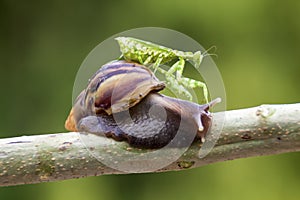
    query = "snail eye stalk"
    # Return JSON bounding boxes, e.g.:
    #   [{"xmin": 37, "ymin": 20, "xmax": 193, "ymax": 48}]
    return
[{"xmin": 65, "ymin": 60, "xmax": 220, "ymax": 149}]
